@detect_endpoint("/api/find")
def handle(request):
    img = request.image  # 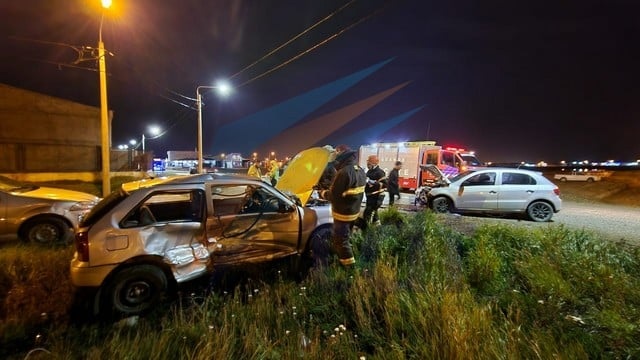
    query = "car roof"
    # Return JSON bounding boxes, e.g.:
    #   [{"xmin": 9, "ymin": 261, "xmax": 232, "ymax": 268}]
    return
[{"xmin": 476, "ymin": 167, "xmax": 542, "ymax": 174}]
